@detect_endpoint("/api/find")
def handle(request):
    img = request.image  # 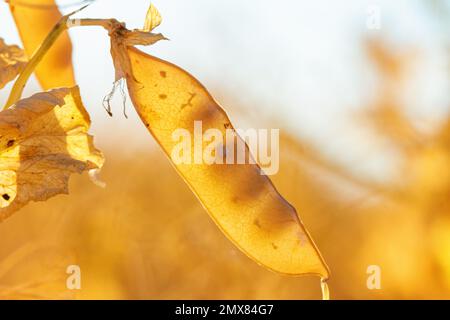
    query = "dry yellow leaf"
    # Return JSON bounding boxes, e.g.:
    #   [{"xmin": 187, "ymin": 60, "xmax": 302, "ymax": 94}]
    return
[
  {"xmin": 9, "ymin": 0, "xmax": 75, "ymax": 89},
  {"xmin": 0, "ymin": 38, "xmax": 27, "ymax": 89},
  {"xmin": 143, "ymin": 4, "xmax": 162, "ymax": 32},
  {"xmin": 124, "ymin": 47, "xmax": 329, "ymax": 278},
  {"xmin": 0, "ymin": 86, "xmax": 104, "ymax": 222}
]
